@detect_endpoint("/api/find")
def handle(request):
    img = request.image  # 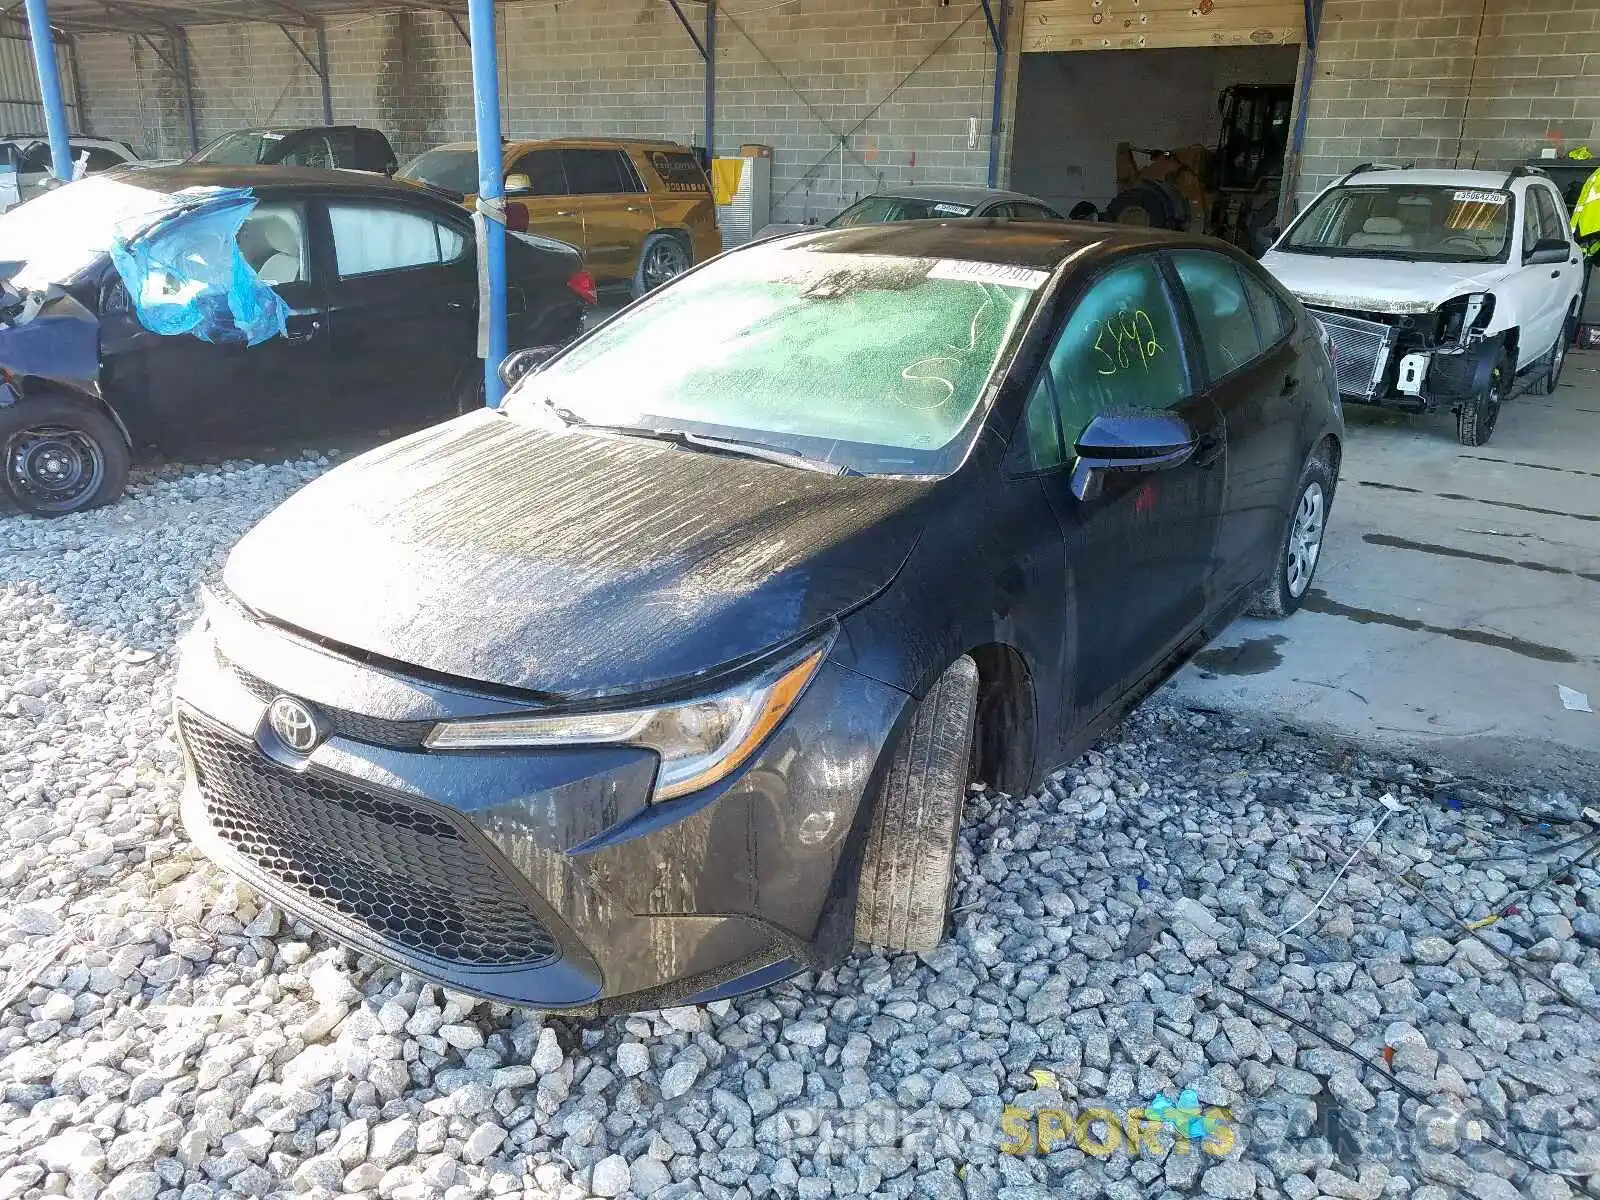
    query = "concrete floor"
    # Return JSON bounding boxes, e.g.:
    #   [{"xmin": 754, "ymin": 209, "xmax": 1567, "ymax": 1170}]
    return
[{"xmin": 1171, "ymin": 352, "xmax": 1600, "ymax": 793}]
